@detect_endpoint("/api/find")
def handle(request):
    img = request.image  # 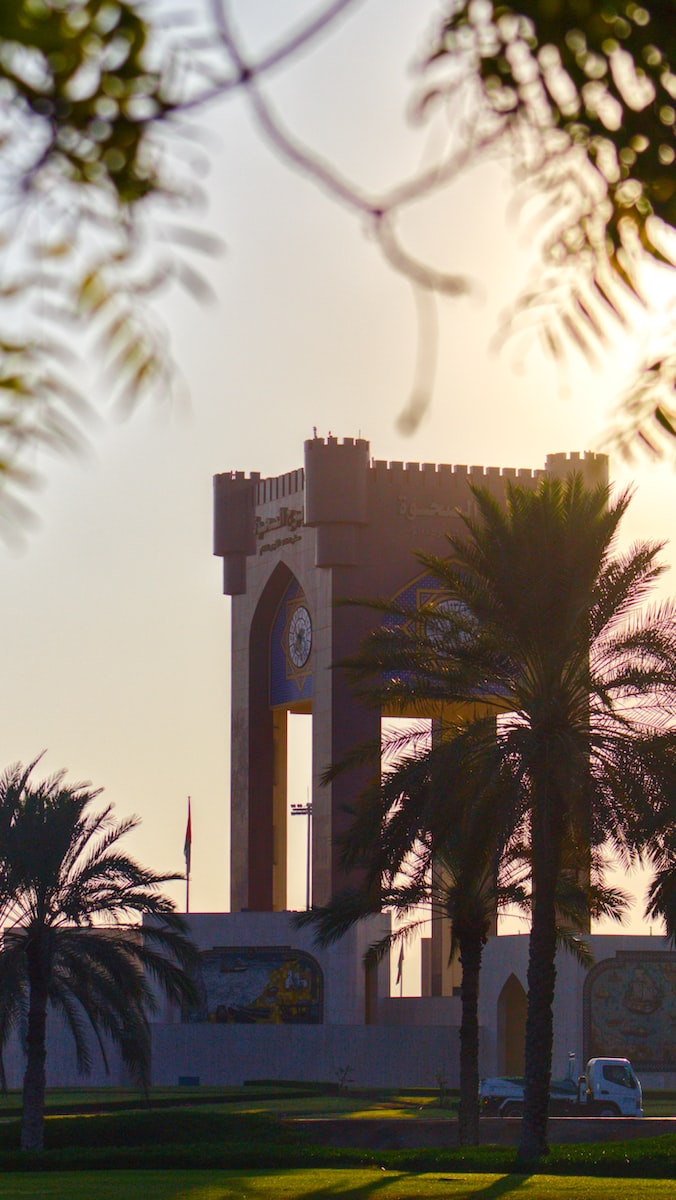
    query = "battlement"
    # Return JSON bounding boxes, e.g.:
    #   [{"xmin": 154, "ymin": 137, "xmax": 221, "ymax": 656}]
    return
[
  {"xmin": 545, "ymin": 451, "xmax": 609, "ymax": 488},
  {"xmin": 214, "ymin": 440, "xmax": 609, "ymax": 587},
  {"xmin": 369, "ymin": 459, "xmax": 546, "ymax": 484},
  {"xmin": 546, "ymin": 451, "xmax": 607, "ymax": 467},
  {"xmin": 306, "ymin": 436, "xmax": 370, "ymax": 452},
  {"xmin": 256, "ymin": 470, "xmax": 304, "ymax": 506},
  {"xmin": 217, "ymin": 470, "xmax": 261, "ymax": 484}
]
